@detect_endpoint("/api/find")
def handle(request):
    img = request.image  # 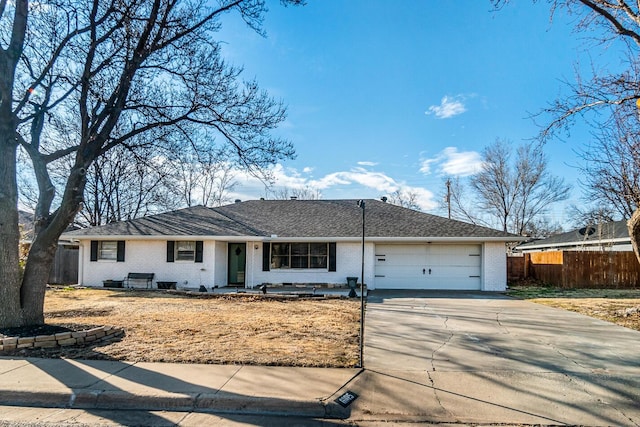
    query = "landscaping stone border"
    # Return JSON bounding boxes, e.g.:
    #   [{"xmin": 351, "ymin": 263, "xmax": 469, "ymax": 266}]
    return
[{"xmin": 0, "ymin": 326, "xmax": 124, "ymax": 352}]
